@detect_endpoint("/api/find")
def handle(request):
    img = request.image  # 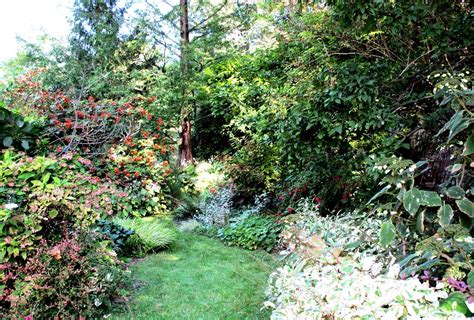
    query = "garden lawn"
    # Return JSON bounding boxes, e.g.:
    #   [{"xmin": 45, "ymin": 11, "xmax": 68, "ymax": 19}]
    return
[{"xmin": 112, "ymin": 232, "xmax": 276, "ymax": 320}]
